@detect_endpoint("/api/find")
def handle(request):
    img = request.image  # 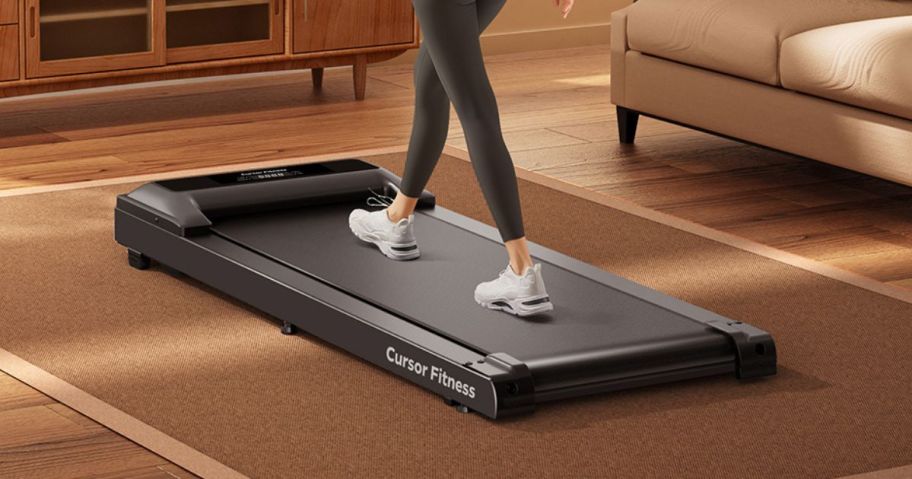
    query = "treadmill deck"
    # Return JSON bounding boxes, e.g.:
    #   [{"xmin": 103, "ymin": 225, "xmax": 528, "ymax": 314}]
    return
[{"xmin": 212, "ymin": 201, "xmax": 732, "ymax": 379}]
